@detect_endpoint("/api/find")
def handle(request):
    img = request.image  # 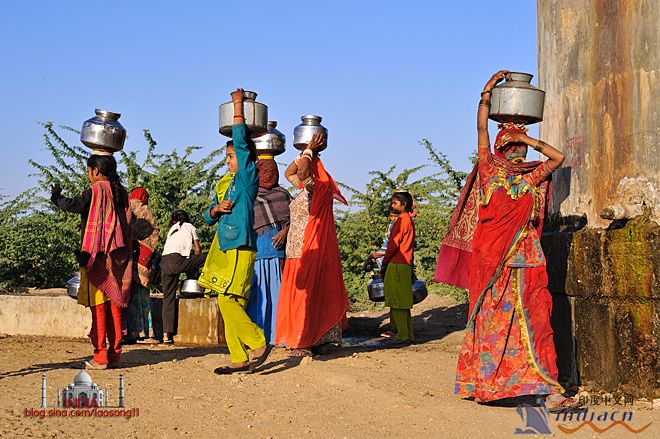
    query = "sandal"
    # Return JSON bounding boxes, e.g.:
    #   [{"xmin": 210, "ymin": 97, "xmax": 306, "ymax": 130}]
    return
[
  {"xmin": 251, "ymin": 345, "xmax": 273, "ymax": 369},
  {"xmin": 214, "ymin": 364, "xmax": 253, "ymax": 375},
  {"xmin": 83, "ymin": 360, "xmax": 108, "ymax": 370},
  {"xmin": 380, "ymin": 331, "xmax": 396, "ymax": 338},
  {"xmin": 290, "ymin": 348, "xmax": 313, "ymax": 357},
  {"xmin": 546, "ymin": 394, "xmax": 583, "ymax": 413}
]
